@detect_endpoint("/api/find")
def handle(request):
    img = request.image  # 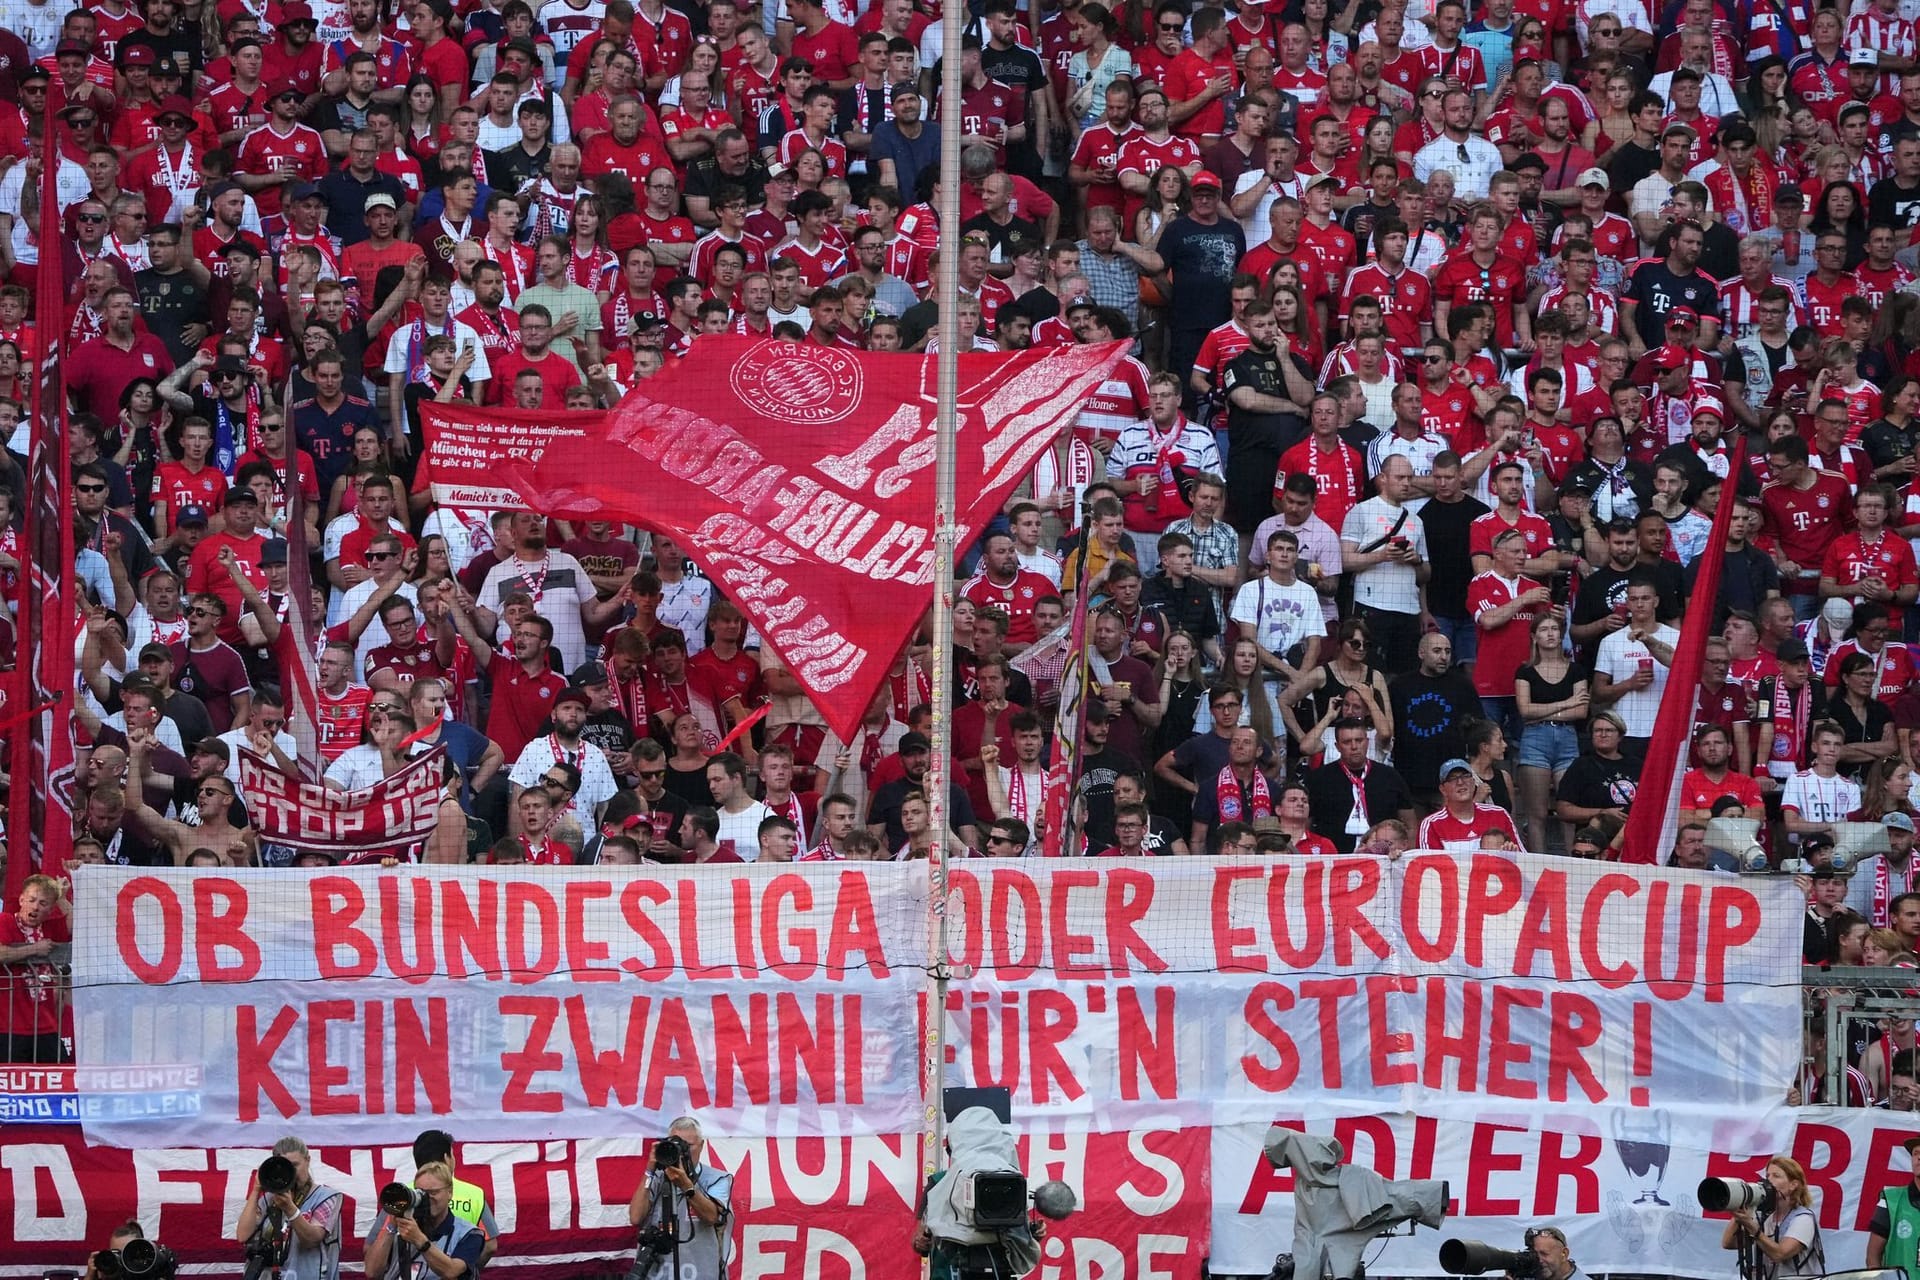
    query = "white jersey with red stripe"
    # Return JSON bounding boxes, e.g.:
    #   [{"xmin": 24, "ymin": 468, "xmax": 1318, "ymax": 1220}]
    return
[
  {"xmin": 1319, "ymin": 342, "xmax": 1409, "ymax": 384},
  {"xmin": 1070, "ymin": 353, "xmax": 1152, "ymax": 443},
  {"xmin": 1718, "ymin": 274, "xmax": 1809, "ymax": 338},
  {"xmin": 1535, "ymin": 283, "xmax": 1620, "ymax": 333}
]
